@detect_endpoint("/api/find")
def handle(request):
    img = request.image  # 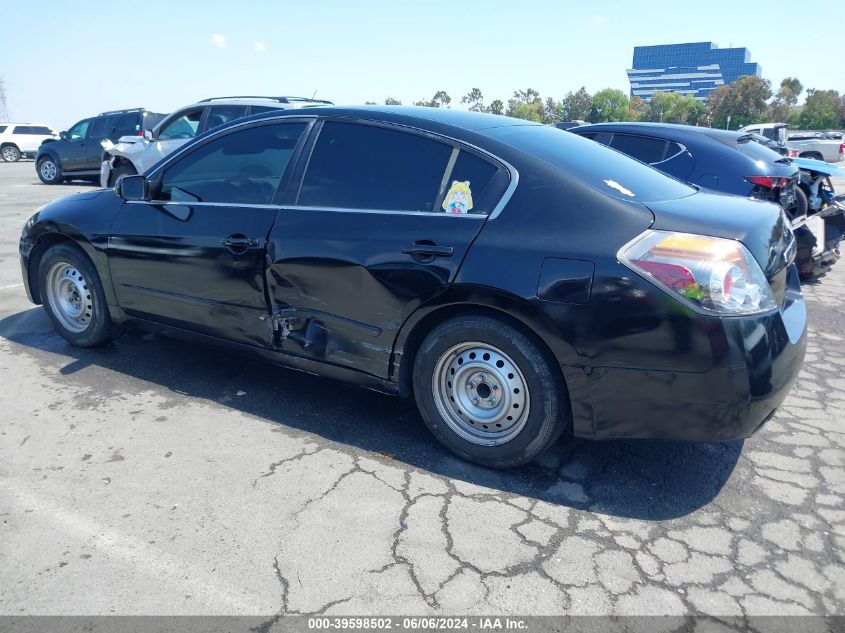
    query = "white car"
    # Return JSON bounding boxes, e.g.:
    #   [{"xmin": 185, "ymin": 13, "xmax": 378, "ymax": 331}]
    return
[
  {"xmin": 0, "ymin": 123, "xmax": 58, "ymax": 162},
  {"xmin": 100, "ymin": 96, "xmax": 332, "ymax": 187}
]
